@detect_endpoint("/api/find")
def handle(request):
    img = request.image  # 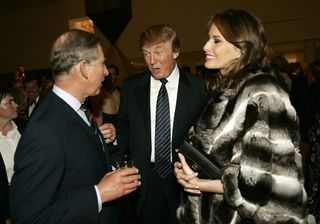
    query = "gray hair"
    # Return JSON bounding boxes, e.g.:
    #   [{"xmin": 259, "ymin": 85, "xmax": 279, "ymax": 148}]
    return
[{"xmin": 49, "ymin": 29, "xmax": 101, "ymax": 79}]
